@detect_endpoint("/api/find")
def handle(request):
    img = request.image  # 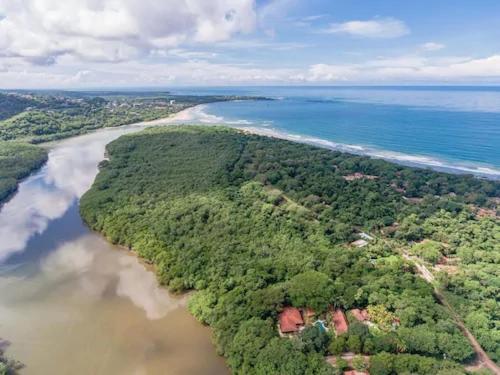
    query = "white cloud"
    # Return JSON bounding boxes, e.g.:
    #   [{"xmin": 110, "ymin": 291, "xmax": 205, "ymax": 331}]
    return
[
  {"xmin": 303, "ymin": 14, "xmax": 329, "ymax": 22},
  {"xmin": 324, "ymin": 17, "xmax": 410, "ymax": 38},
  {"xmin": 420, "ymin": 42, "xmax": 445, "ymax": 51},
  {"xmin": 214, "ymin": 39, "xmax": 308, "ymax": 51},
  {"xmin": 306, "ymin": 64, "xmax": 358, "ymax": 81},
  {"xmin": 165, "ymin": 49, "xmax": 218, "ymax": 60},
  {"xmin": 0, "ymin": 0, "xmax": 256, "ymax": 64},
  {"xmin": 2, "ymin": 51, "xmax": 500, "ymax": 88},
  {"xmin": 303, "ymin": 54, "xmax": 500, "ymax": 82},
  {"xmin": 293, "ymin": 14, "xmax": 329, "ymax": 27}
]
